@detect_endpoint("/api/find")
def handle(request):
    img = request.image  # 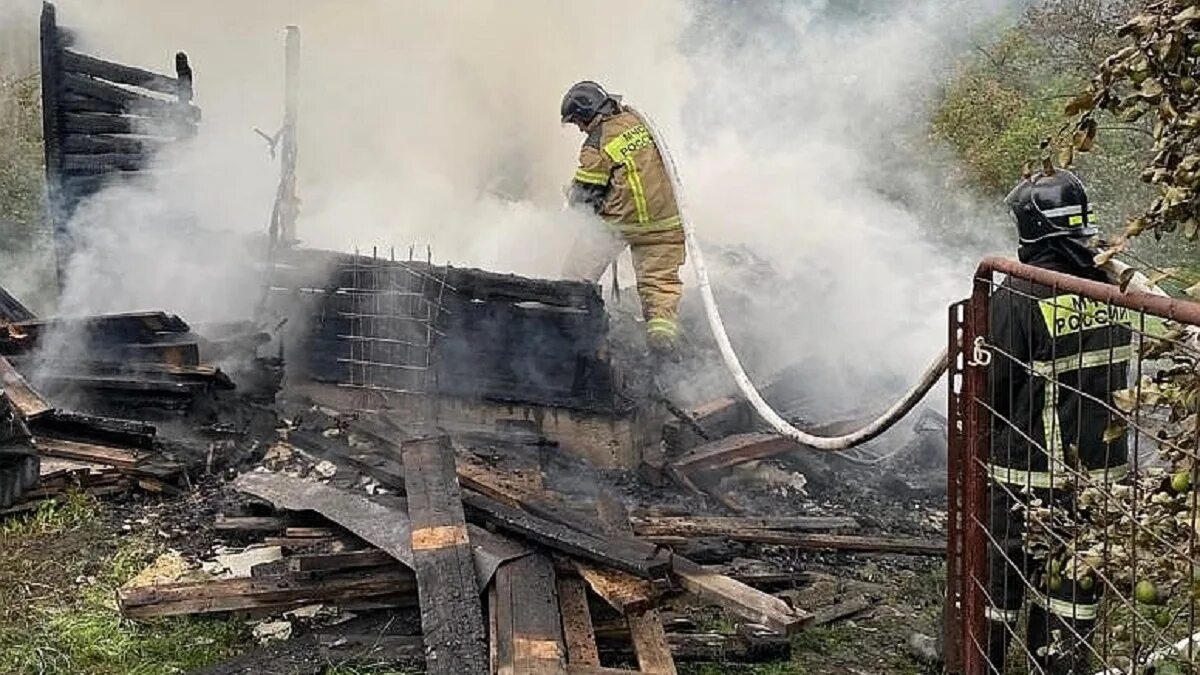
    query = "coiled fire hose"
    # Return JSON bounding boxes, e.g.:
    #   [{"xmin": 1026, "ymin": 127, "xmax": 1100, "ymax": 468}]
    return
[{"xmin": 632, "ymin": 107, "xmax": 949, "ymax": 451}]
